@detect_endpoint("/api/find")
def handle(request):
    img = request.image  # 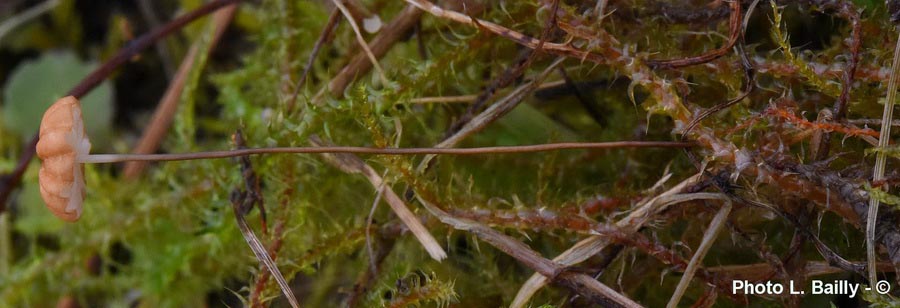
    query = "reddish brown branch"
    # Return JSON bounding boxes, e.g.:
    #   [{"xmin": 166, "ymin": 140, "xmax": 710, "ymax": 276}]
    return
[
  {"xmin": 287, "ymin": 8, "xmax": 342, "ymax": 111},
  {"xmin": 832, "ymin": 2, "xmax": 863, "ymax": 122},
  {"xmin": 387, "ymin": 153, "xmax": 644, "ymax": 306},
  {"xmin": 757, "ymin": 150, "xmax": 900, "ymax": 274},
  {"xmin": 764, "ymin": 104, "xmax": 879, "ymax": 138},
  {"xmin": 645, "ymin": 0, "xmax": 742, "ymax": 69},
  {"xmin": 811, "ymin": 0, "xmax": 862, "ymax": 160}
]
